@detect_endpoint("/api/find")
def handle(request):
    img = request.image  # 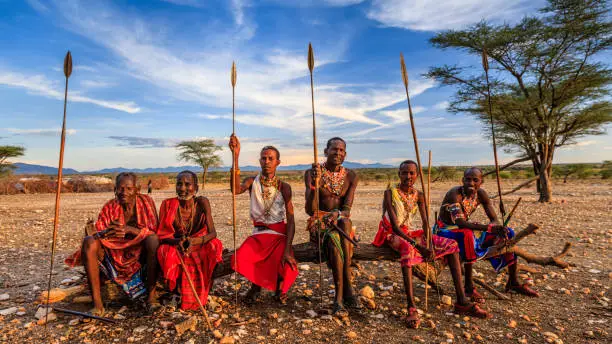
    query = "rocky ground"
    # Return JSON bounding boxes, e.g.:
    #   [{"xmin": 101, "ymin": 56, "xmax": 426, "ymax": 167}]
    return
[{"xmin": 0, "ymin": 180, "xmax": 610, "ymax": 343}]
